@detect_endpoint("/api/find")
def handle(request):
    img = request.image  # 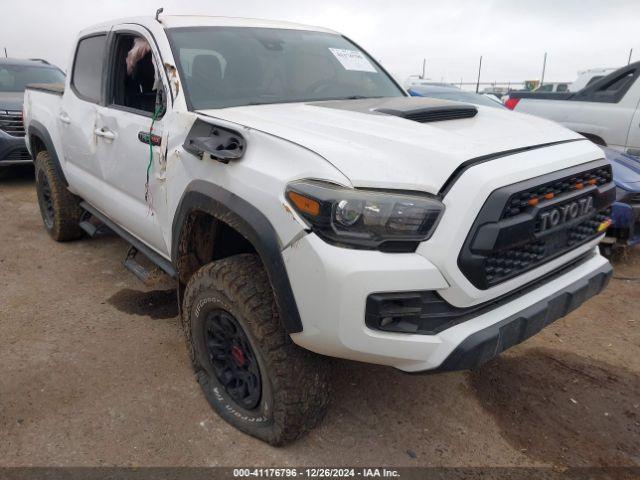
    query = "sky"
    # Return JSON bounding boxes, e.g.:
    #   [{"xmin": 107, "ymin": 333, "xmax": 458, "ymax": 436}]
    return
[{"xmin": 1, "ymin": 0, "xmax": 639, "ymax": 87}]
